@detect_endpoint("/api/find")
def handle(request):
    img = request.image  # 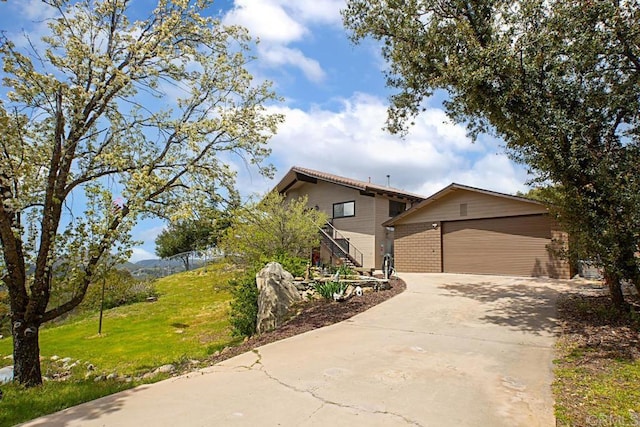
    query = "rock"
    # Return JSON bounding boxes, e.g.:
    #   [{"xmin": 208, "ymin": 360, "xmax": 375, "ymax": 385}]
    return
[
  {"xmin": 256, "ymin": 262, "xmax": 301, "ymax": 334},
  {"xmin": 142, "ymin": 372, "xmax": 157, "ymax": 380},
  {"xmin": 213, "ymin": 350, "xmax": 220, "ymax": 357},
  {"xmin": 3, "ymin": 355, "xmax": 12, "ymax": 361},
  {"xmin": 61, "ymin": 357, "xmax": 72, "ymax": 364},
  {"xmin": 106, "ymin": 373, "xmax": 118, "ymax": 380},
  {"xmin": 154, "ymin": 364, "xmax": 175, "ymax": 374},
  {"xmin": 0, "ymin": 366, "xmax": 13, "ymax": 385},
  {"xmin": 94, "ymin": 375, "xmax": 105, "ymax": 382},
  {"xmin": 86, "ymin": 364, "xmax": 95, "ymax": 371},
  {"xmin": 50, "ymin": 355, "xmax": 60, "ymax": 361}
]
